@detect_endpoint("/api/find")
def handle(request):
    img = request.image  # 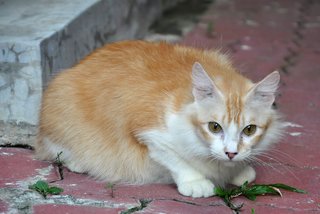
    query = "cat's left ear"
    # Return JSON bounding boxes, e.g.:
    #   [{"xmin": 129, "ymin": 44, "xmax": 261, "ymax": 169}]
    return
[
  {"xmin": 191, "ymin": 62, "xmax": 223, "ymax": 102},
  {"xmin": 246, "ymin": 71, "xmax": 280, "ymax": 108}
]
